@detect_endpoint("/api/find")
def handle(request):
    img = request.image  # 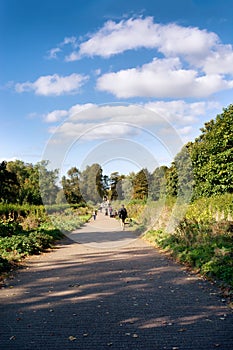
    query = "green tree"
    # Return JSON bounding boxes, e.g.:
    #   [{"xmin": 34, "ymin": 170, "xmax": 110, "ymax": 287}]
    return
[
  {"xmin": 62, "ymin": 167, "xmax": 83, "ymax": 204},
  {"xmin": 166, "ymin": 162, "xmax": 178, "ymax": 197},
  {"xmin": 37, "ymin": 161, "xmax": 59, "ymax": 205},
  {"xmin": 150, "ymin": 166, "xmax": 168, "ymax": 200},
  {"xmin": 79, "ymin": 163, "xmax": 105, "ymax": 203},
  {"xmin": 174, "ymin": 145, "xmax": 194, "ymax": 200},
  {"xmin": 189, "ymin": 104, "xmax": 233, "ymax": 198},
  {"xmin": 132, "ymin": 169, "xmax": 149, "ymax": 200},
  {"xmin": 0, "ymin": 161, "xmax": 19, "ymax": 203},
  {"xmin": 121, "ymin": 173, "xmax": 135, "ymax": 201},
  {"xmin": 108, "ymin": 172, "xmax": 125, "ymax": 201}
]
